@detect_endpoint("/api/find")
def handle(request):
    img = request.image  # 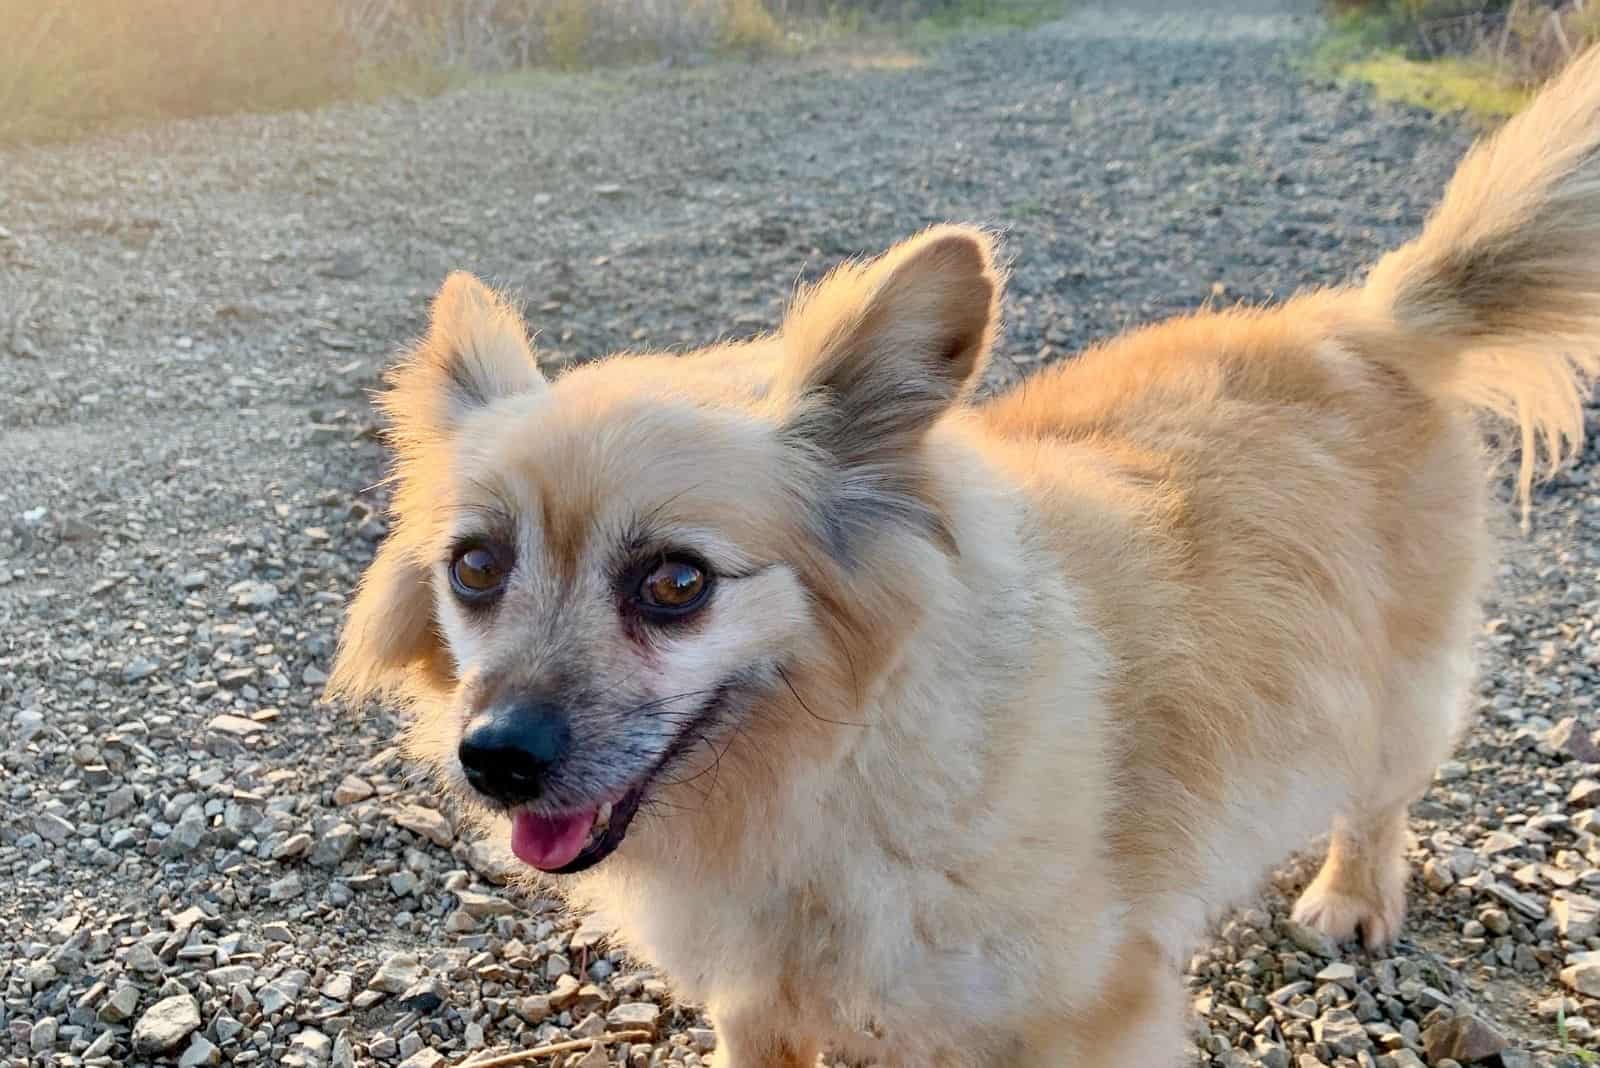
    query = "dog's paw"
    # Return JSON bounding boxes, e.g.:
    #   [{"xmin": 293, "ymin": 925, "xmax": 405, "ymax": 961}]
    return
[{"xmin": 1291, "ymin": 881, "xmax": 1404, "ymax": 952}]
